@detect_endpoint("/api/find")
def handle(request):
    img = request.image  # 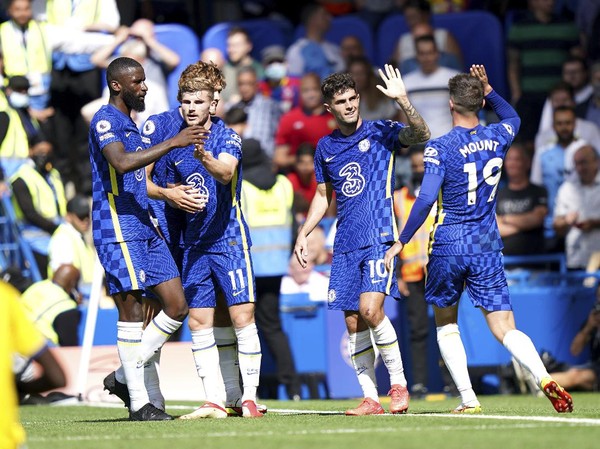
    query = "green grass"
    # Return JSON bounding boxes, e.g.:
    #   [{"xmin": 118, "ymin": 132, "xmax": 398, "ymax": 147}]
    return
[{"xmin": 22, "ymin": 393, "xmax": 600, "ymax": 449}]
